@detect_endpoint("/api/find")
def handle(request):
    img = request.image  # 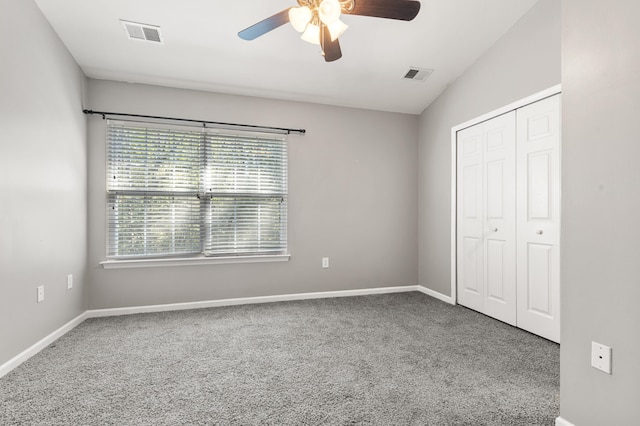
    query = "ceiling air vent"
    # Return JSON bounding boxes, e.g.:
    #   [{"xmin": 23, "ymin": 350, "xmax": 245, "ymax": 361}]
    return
[
  {"xmin": 402, "ymin": 67, "xmax": 434, "ymax": 82},
  {"xmin": 120, "ymin": 20, "xmax": 163, "ymax": 44}
]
